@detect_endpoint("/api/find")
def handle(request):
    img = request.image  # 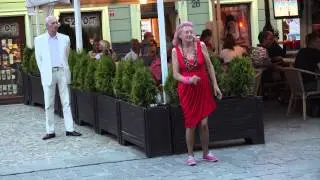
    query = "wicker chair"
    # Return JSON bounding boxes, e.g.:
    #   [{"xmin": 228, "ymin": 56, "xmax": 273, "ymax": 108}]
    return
[{"xmin": 283, "ymin": 67, "xmax": 320, "ymax": 120}]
